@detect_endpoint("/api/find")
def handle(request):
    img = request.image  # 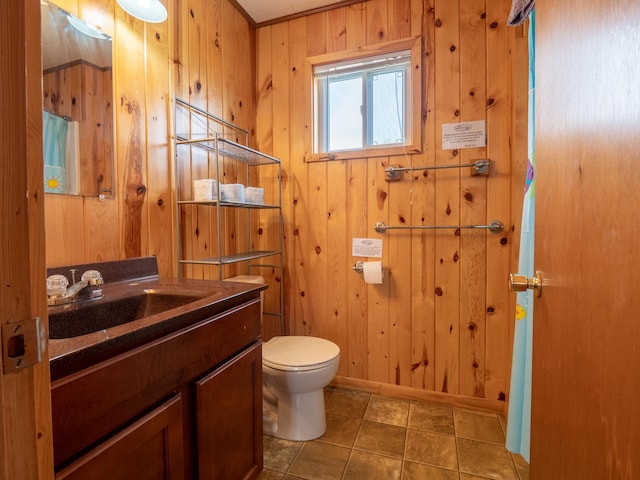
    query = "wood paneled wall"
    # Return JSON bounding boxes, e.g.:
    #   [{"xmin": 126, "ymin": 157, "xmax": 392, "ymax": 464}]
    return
[
  {"xmin": 44, "ymin": 0, "xmax": 255, "ymax": 280},
  {"xmin": 255, "ymin": 0, "xmax": 527, "ymax": 407},
  {"xmin": 44, "ymin": 0, "xmax": 527, "ymax": 408}
]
